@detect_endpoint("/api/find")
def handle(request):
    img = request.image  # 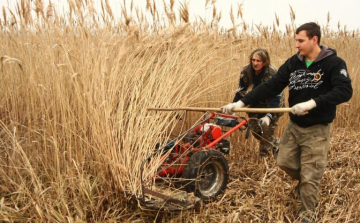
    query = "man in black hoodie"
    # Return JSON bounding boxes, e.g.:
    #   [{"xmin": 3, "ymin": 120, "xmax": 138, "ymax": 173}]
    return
[{"xmin": 222, "ymin": 22, "xmax": 352, "ymax": 222}]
